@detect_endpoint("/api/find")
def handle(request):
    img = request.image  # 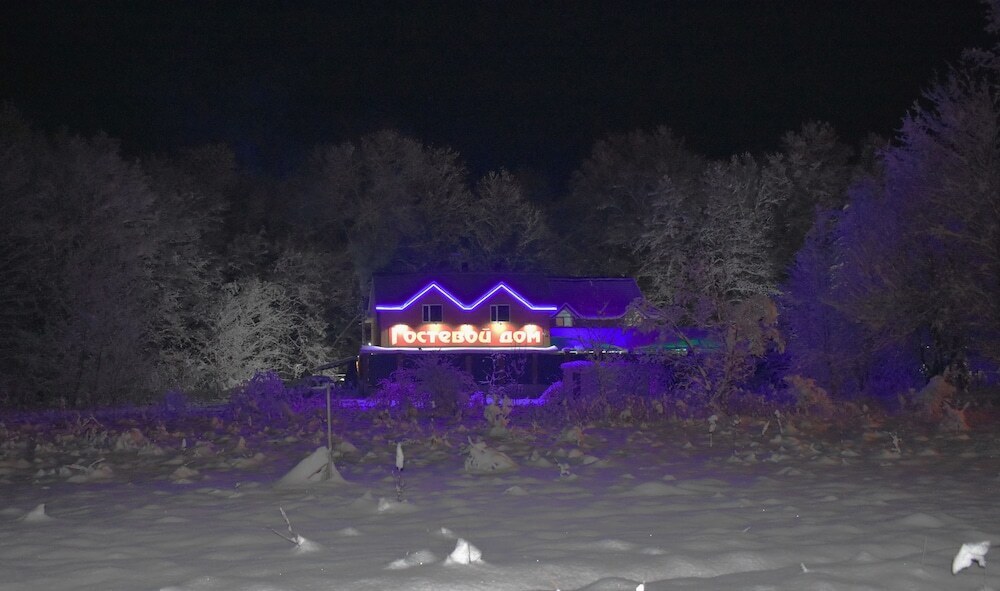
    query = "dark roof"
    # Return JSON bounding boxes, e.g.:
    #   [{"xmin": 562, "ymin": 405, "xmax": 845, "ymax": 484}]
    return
[
  {"xmin": 547, "ymin": 277, "xmax": 642, "ymax": 319},
  {"xmin": 370, "ymin": 273, "xmax": 642, "ymax": 319}
]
